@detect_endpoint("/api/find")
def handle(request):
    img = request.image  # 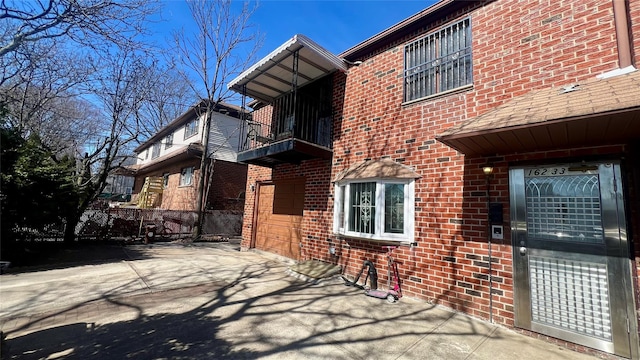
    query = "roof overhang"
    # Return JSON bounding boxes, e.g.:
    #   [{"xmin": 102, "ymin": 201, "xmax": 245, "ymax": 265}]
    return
[
  {"xmin": 126, "ymin": 143, "xmax": 204, "ymax": 175},
  {"xmin": 334, "ymin": 158, "xmax": 420, "ymax": 182},
  {"xmin": 437, "ymin": 71, "xmax": 640, "ymax": 157},
  {"xmin": 228, "ymin": 34, "xmax": 348, "ymax": 103},
  {"xmin": 340, "ymin": 0, "xmax": 489, "ymax": 62},
  {"xmin": 134, "ymin": 100, "xmax": 246, "ymax": 153}
]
